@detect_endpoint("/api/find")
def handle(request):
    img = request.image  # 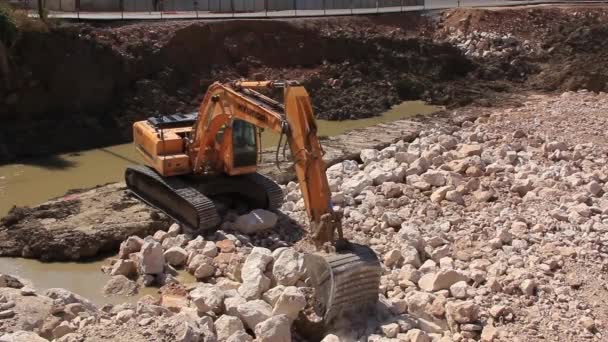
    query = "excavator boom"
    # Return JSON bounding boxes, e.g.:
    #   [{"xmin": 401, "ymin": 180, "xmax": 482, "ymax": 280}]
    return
[{"xmin": 125, "ymin": 80, "xmax": 381, "ymax": 335}]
